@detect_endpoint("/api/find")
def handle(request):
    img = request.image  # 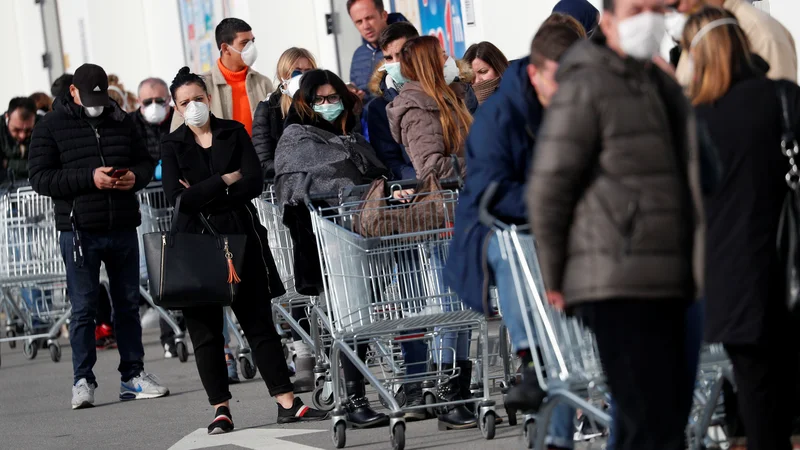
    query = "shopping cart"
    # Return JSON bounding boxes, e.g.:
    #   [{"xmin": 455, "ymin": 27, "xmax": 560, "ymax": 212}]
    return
[
  {"xmin": 305, "ymin": 176, "xmax": 498, "ymax": 450},
  {"xmin": 479, "ymin": 182, "xmax": 610, "ymax": 449},
  {"xmin": 0, "ymin": 186, "xmax": 71, "ymax": 364},
  {"xmin": 686, "ymin": 344, "xmax": 734, "ymax": 450}
]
